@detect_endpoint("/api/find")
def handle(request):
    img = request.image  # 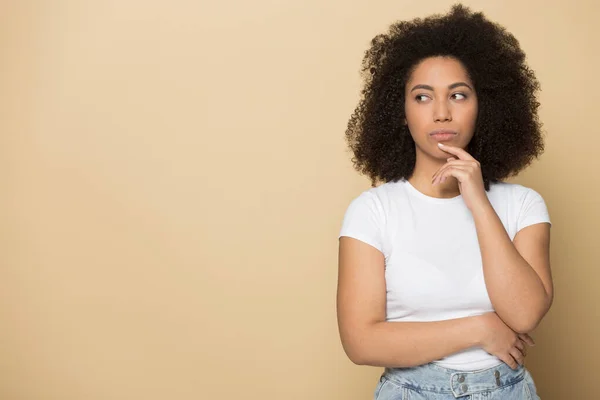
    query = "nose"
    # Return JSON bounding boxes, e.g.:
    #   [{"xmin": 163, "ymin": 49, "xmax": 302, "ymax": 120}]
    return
[{"xmin": 433, "ymin": 100, "xmax": 452, "ymax": 122}]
